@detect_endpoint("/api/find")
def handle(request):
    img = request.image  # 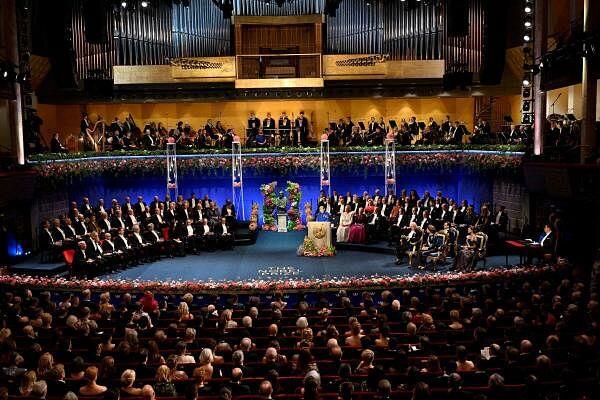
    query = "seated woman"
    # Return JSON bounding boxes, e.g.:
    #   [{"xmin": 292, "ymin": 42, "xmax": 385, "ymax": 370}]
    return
[
  {"xmin": 315, "ymin": 205, "xmax": 330, "ymax": 222},
  {"xmin": 454, "ymin": 226, "xmax": 479, "ymax": 271},
  {"xmin": 336, "ymin": 205, "xmax": 354, "ymax": 243},
  {"xmin": 255, "ymin": 128, "xmax": 267, "ymax": 147},
  {"xmin": 347, "ymin": 207, "xmax": 367, "ymax": 244}
]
